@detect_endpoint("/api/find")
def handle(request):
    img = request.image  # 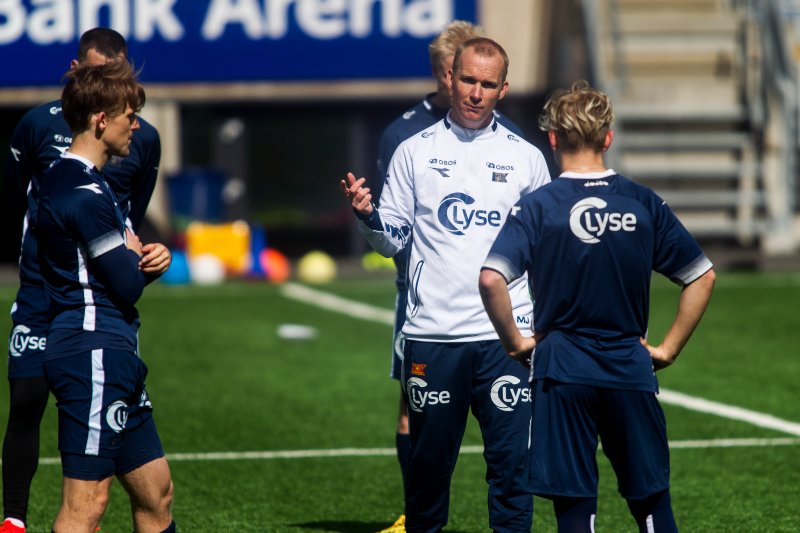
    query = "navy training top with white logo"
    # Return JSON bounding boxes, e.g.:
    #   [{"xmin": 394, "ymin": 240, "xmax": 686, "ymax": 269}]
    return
[
  {"xmin": 376, "ymin": 93, "xmax": 525, "ymax": 291},
  {"xmin": 7, "ymin": 99, "xmax": 160, "ymax": 234},
  {"xmin": 484, "ymin": 171, "xmax": 713, "ymax": 392},
  {"xmin": 33, "ymin": 155, "xmax": 145, "ymax": 360},
  {"xmin": 6, "ymin": 99, "xmax": 159, "ymax": 328}
]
